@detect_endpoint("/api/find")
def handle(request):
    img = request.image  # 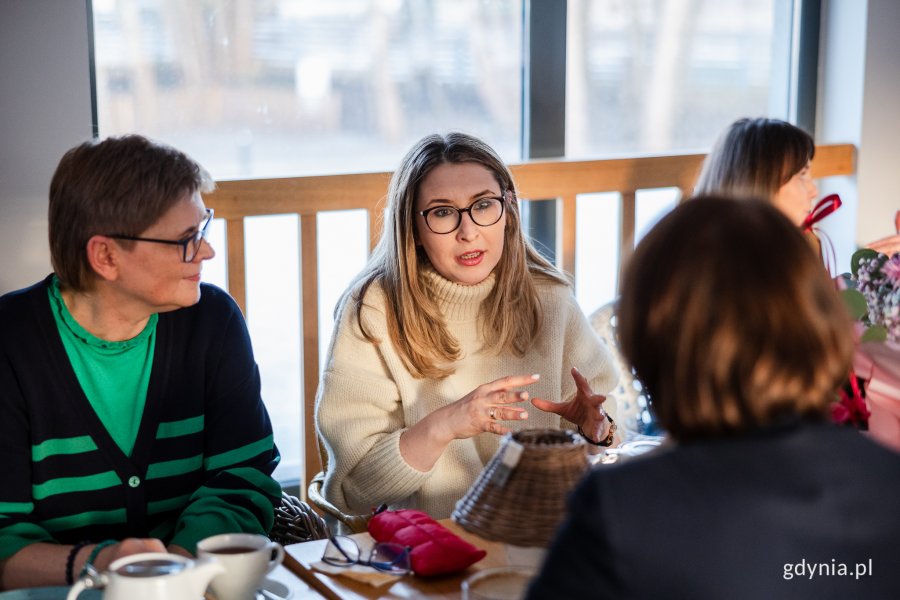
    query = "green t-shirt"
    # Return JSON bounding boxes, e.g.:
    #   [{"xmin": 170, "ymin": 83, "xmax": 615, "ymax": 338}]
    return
[{"xmin": 48, "ymin": 277, "xmax": 156, "ymax": 456}]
